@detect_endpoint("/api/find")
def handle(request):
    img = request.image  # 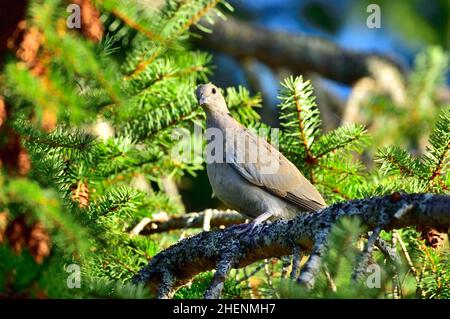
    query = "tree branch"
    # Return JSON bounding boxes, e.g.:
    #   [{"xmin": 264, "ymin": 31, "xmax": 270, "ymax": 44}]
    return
[
  {"xmin": 138, "ymin": 209, "xmax": 245, "ymax": 235},
  {"xmin": 133, "ymin": 193, "xmax": 450, "ymax": 298},
  {"xmin": 297, "ymin": 229, "xmax": 329, "ymax": 288},
  {"xmin": 204, "ymin": 244, "xmax": 240, "ymax": 299},
  {"xmin": 192, "ymin": 16, "xmax": 406, "ymax": 85},
  {"xmin": 352, "ymin": 226, "xmax": 382, "ymax": 282},
  {"xmin": 290, "ymin": 246, "xmax": 303, "ymax": 280}
]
